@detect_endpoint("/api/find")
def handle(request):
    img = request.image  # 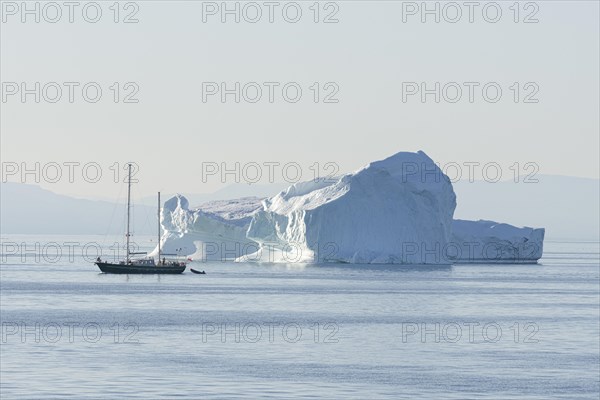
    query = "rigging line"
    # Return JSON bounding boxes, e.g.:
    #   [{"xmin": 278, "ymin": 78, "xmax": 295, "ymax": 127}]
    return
[
  {"xmin": 129, "ymin": 181, "xmax": 148, "ymax": 254},
  {"xmin": 138, "ymin": 197, "xmax": 154, "ymax": 241},
  {"xmin": 132, "ymin": 183, "xmax": 156, "ymax": 243},
  {"xmin": 131, "ymin": 183, "xmax": 142, "ymax": 237},
  {"xmin": 101, "ymin": 179, "xmax": 125, "ymax": 249}
]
